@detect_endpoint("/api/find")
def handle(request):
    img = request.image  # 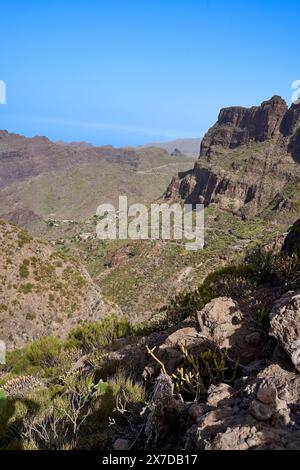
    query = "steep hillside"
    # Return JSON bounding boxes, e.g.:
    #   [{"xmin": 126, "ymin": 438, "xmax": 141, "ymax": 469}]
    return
[
  {"xmin": 0, "ymin": 131, "xmax": 194, "ymax": 229},
  {"xmin": 165, "ymin": 96, "xmax": 300, "ymax": 221},
  {"xmin": 0, "ymin": 221, "xmax": 113, "ymax": 350}
]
